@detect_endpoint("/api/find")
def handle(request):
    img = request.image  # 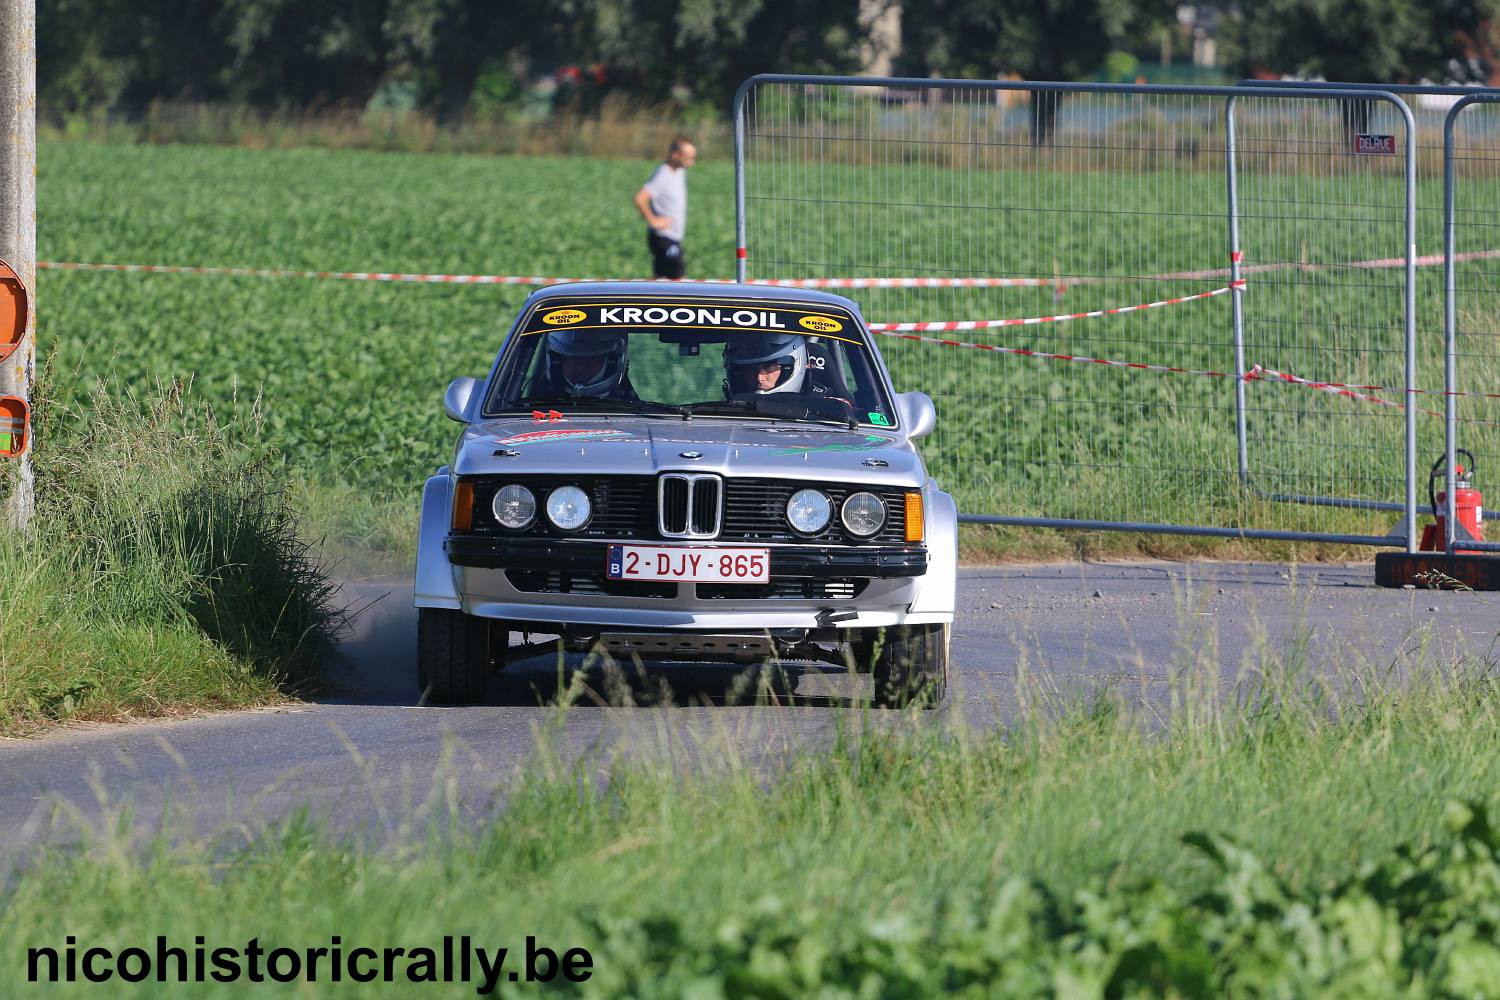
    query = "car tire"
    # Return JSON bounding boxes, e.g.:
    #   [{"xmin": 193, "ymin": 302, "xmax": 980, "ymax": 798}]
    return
[
  {"xmin": 417, "ymin": 608, "xmax": 493, "ymax": 705},
  {"xmin": 871, "ymin": 623, "xmax": 949, "ymax": 709}
]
